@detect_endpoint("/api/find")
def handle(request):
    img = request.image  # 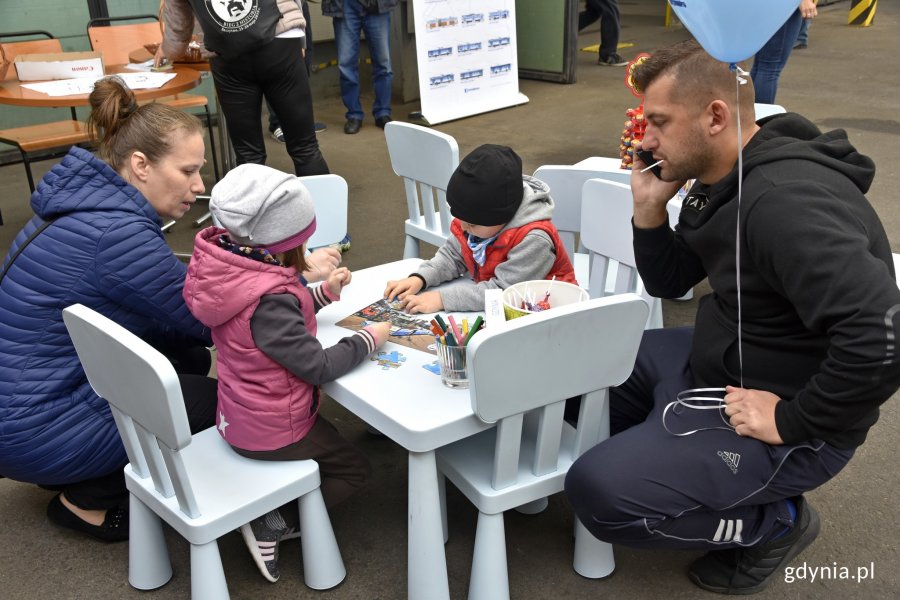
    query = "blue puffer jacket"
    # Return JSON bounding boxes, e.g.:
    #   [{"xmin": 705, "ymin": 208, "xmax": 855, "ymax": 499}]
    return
[{"xmin": 0, "ymin": 147, "xmax": 210, "ymax": 485}]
